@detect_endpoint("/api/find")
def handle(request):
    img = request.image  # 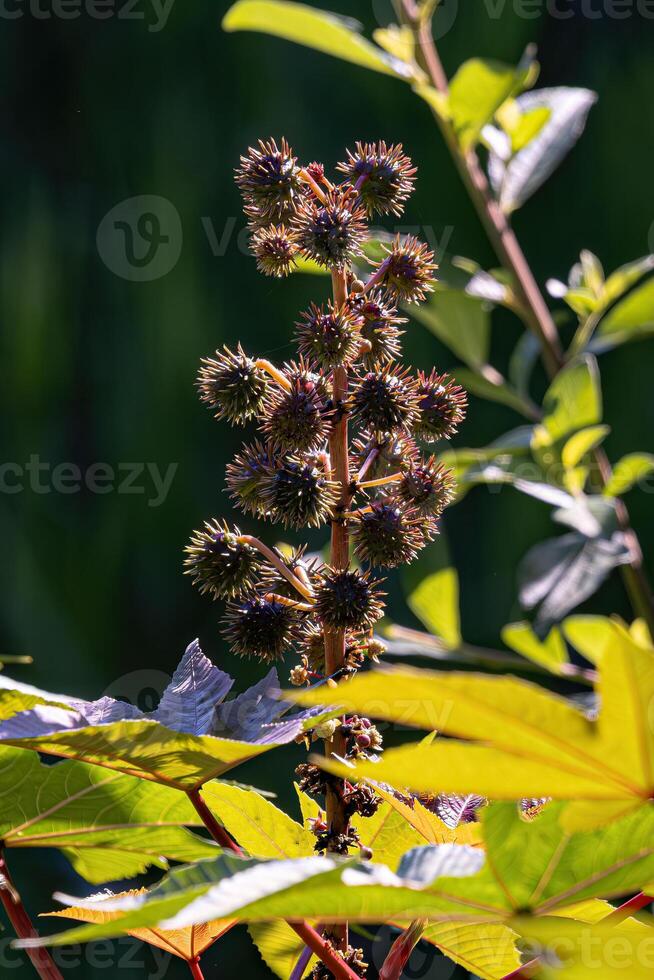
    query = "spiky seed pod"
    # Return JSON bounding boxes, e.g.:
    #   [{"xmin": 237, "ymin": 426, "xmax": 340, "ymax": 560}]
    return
[
  {"xmin": 373, "ymin": 234, "xmax": 437, "ymax": 304},
  {"xmin": 414, "ymin": 369, "xmax": 468, "ymax": 443},
  {"xmin": 249, "ymin": 223, "xmax": 298, "ymax": 277},
  {"xmin": 337, "ymin": 140, "xmax": 416, "ymax": 217},
  {"xmin": 306, "ymin": 161, "xmax": 325, "ymax": 183},
  {"xmin": 260, "ymin": 364, "xmax": 331, "ymax": 454},
  {"xmin": 222, "ymin": 595, "xmax": 299, "ymax": 661},
  {"xmin": 351, "ymin": 365, "xmax": 420, "ymax": 434},
  {"xmin": 315, "ymin": 568, "xmax": 384, "ymax": 631},
  {"xmin": 398, "ymin": 458, "xmax": 456, "ymax": 517},
  {"xmin": 314, "ymin": 827, "xmax": 362, "ymax": 856},
  {"xmin": 235, "ymin": 137, "xmax": 303, "ymax": 223},
  {"xmin": 197, "ymin": 345, "xmax": 267, "ymax": 425},
  {"xmin": 184, "ymin": 520, "xmax": 263, "ymax": 599},
  {"xmin": 352, "ymin": 501, "xmax": 426, "ymax": 568},
  {"xmin": 352, "ymin": 429, "xmax": 419, "ymax": 481},
  {"xmin": 225, "ymin": 440, "xmax": 272, "ymax": 517},
  {"xmin": 296, "ymin": 301, "xmax": 360, "ymax": 370},
  {"xmin": 347, "ymin": 289, "xmax": 405, "ymax": 367},
  {"xmin": 293, "ymin": 187, "xmax": 367, "ymax": 269},
  {"xmin": 262, "ymin": 458, "xmax": 338, "ymax": 530}
]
